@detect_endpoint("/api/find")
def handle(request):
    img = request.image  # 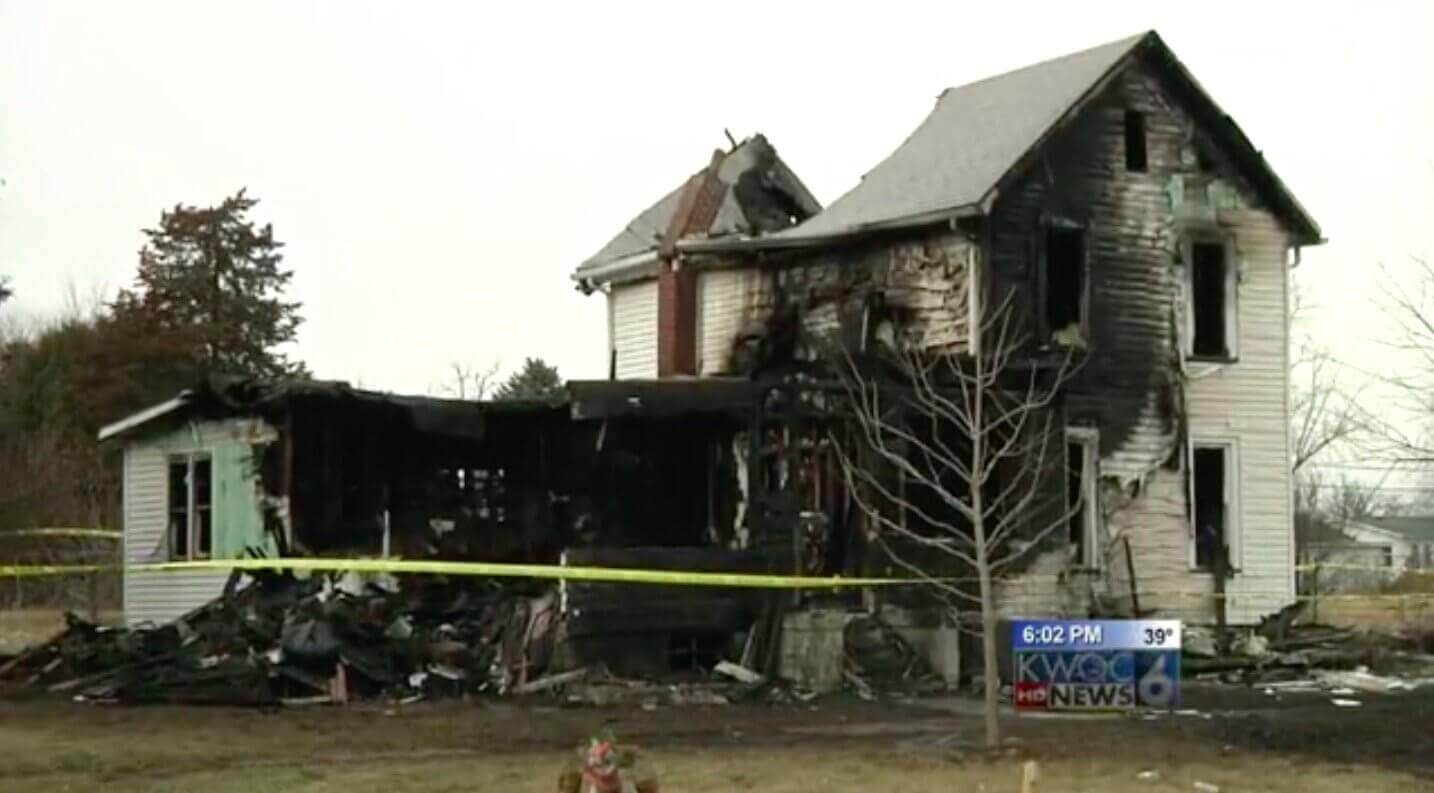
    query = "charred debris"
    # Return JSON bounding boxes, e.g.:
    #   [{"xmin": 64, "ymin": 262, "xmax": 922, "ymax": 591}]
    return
[{"xmin": 27, "ymin": 373, "xmax": 955, "ymax": 705}]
